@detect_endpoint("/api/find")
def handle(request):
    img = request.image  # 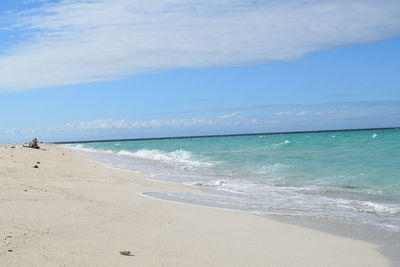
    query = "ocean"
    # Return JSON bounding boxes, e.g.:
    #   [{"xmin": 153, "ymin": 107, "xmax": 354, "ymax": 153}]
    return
[{"xmin": 65, "ymin": 129, "xmax": 400, "ymax": 246}]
